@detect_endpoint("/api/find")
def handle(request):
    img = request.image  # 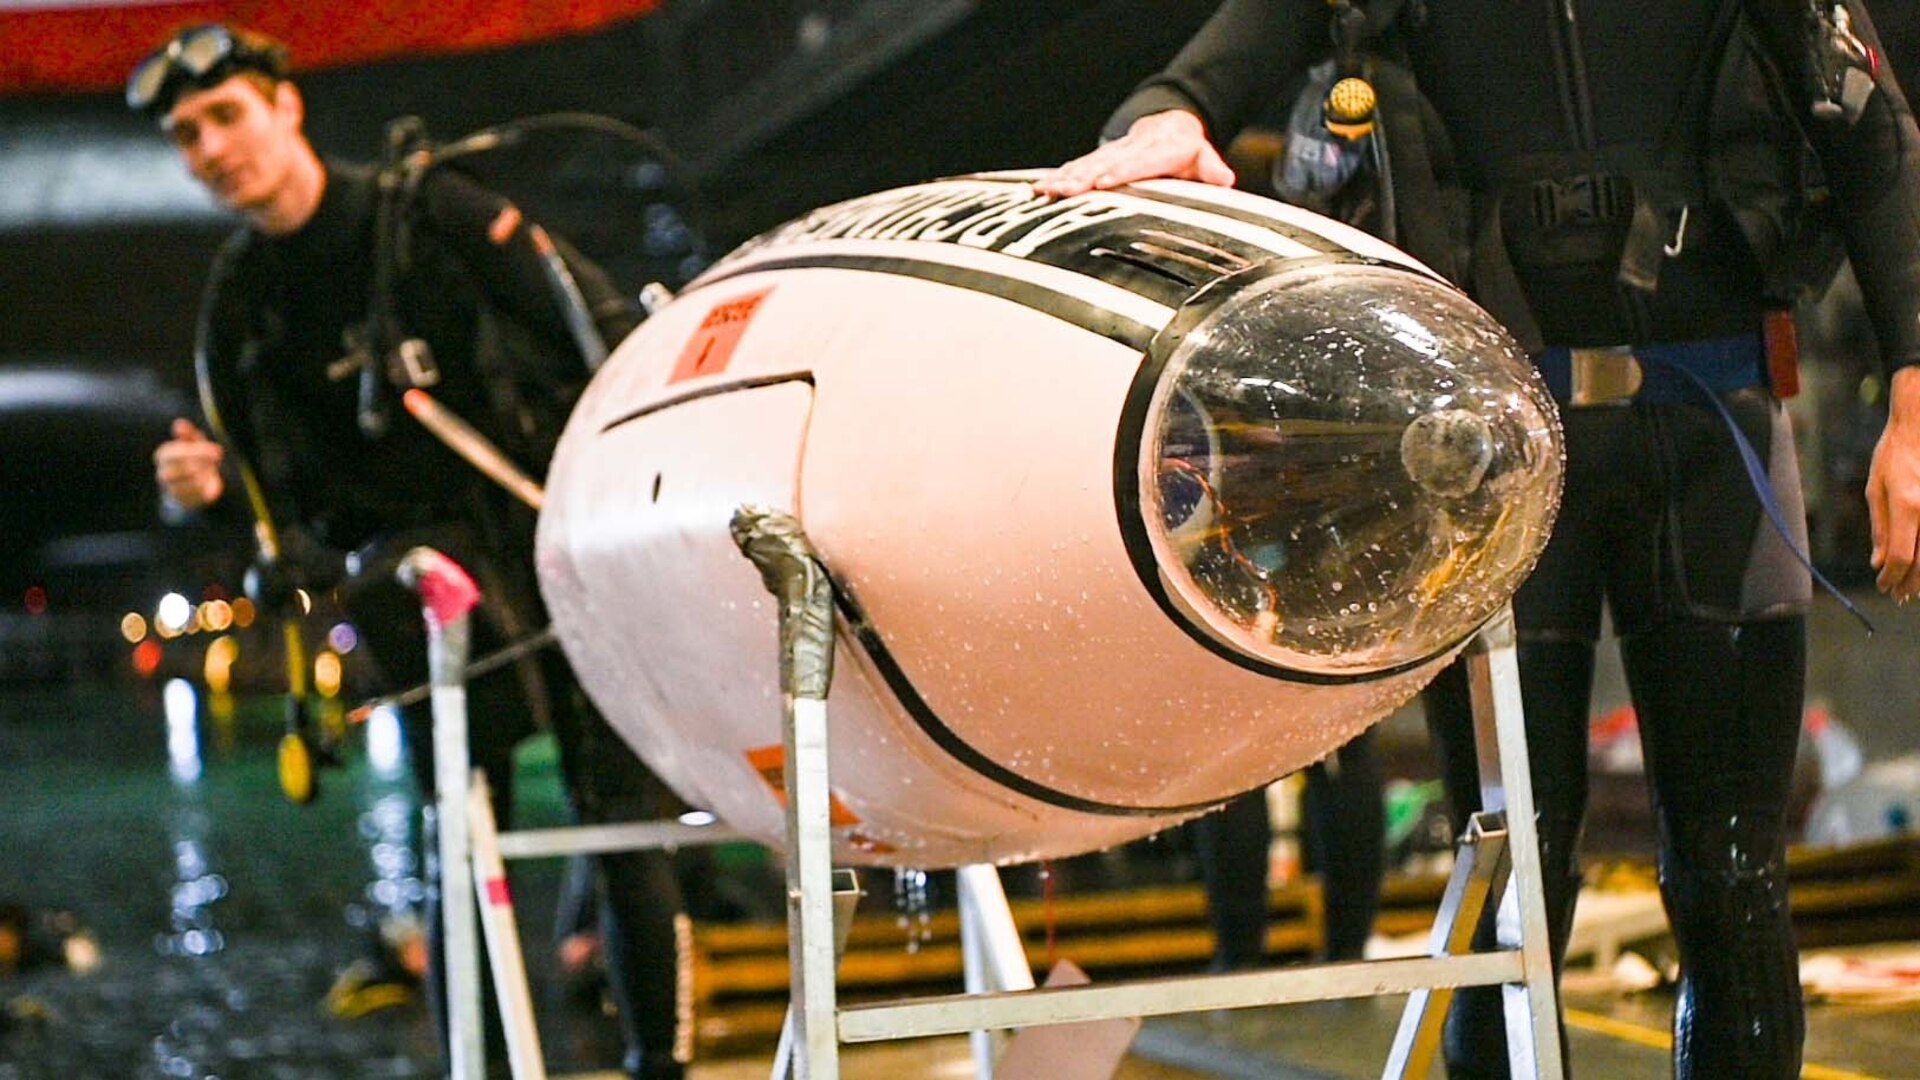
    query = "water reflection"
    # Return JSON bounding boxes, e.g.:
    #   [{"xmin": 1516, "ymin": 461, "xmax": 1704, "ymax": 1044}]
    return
[
  {"xmin": 0, "ymin": 683, "xmax": 448, "ymax": 1078},
  {"xmin": 162, "ymin": 677, "xmax": 201, "ymax": 784},
  {"xmin": 158, "ymin": 833, "xmax": 228, "ymax": 960},
  {"xmin": 364, "ymin": 703, "xmax": 404, "ymax": 779}
]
